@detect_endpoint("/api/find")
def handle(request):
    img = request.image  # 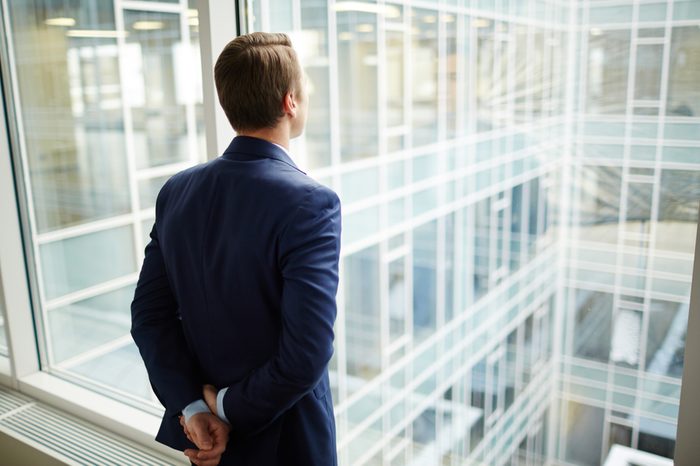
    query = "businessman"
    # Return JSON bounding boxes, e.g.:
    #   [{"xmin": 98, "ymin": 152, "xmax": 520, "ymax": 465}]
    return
[{"xmin": 130, "ymin": 32, "xmax": 341, "ymax": 466}]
